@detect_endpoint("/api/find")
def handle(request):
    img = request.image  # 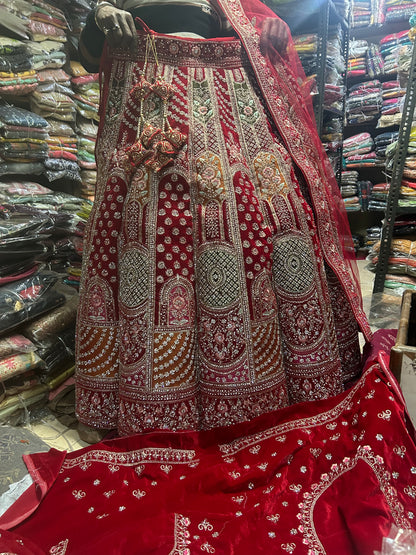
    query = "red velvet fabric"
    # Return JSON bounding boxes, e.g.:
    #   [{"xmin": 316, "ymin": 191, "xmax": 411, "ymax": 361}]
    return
[
  {"xmin": 2, "ymin": 347, "xmax": 416, "ymax": 554},
  {"xmin": 220, "ymin": 0, "xmax": 365, "ymax": 315}
]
